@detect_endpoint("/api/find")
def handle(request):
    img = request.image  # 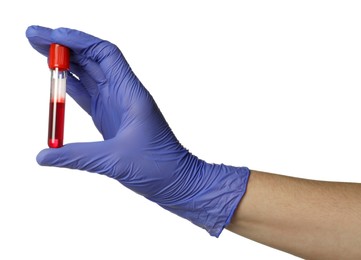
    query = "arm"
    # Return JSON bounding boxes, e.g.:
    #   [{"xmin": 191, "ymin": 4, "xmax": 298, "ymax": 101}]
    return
[
  {"xmin": 227, "ymin": 170, "xmax": 361, "ymax": 259},
  {"xmin": 27, "ymin": 26, "xmax": 360, "ymax": 259},
  {"xmin": 26, "ymin": 25, "xmax": 250, "ymax": 237}
]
